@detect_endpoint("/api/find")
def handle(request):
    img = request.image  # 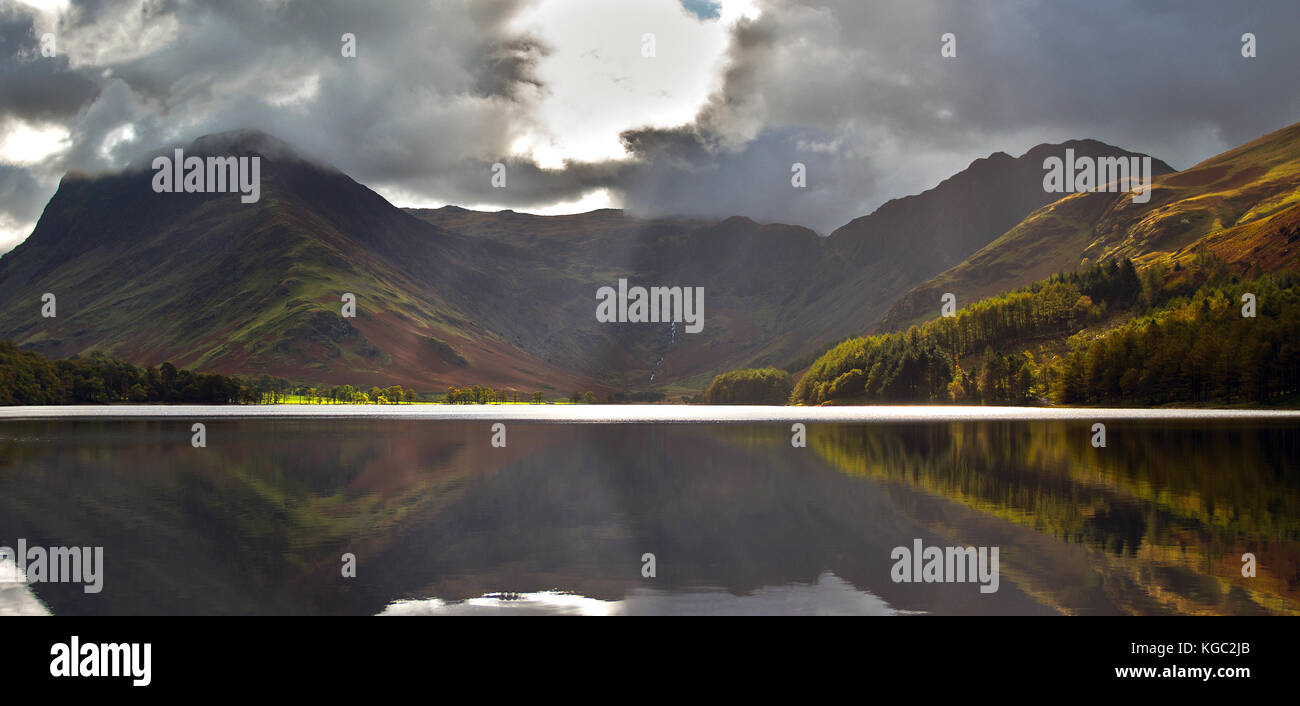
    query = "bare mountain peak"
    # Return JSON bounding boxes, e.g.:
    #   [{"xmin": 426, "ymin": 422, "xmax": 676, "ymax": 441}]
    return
[{"xmin": 1020, "ymin": 138, "xmax": 1174, "ymax": 172}]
